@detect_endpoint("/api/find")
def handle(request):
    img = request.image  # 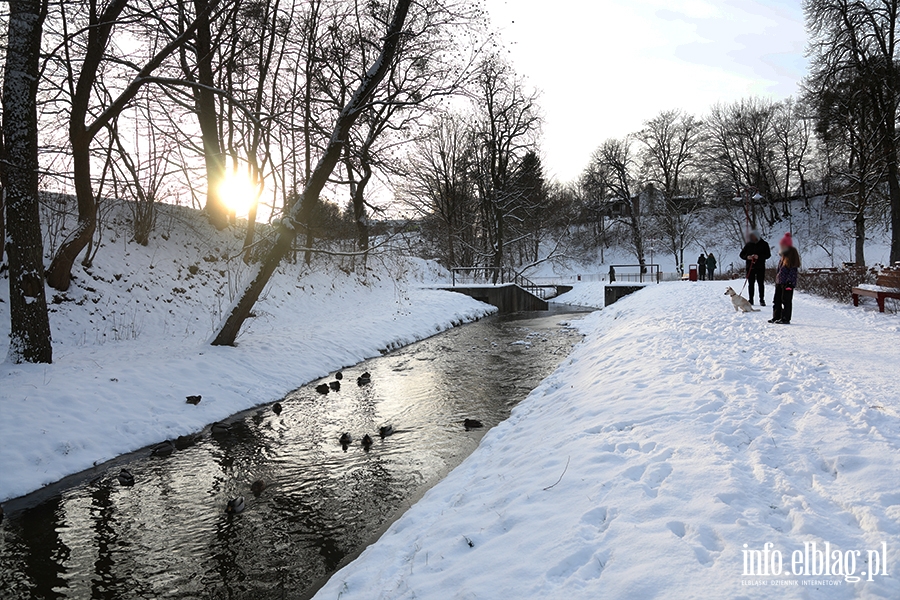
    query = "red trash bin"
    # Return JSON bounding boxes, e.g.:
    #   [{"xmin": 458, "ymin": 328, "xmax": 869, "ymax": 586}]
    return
[{"xmin": 688, "ymin": 264, "xmax": 699, "ymax": 282}]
